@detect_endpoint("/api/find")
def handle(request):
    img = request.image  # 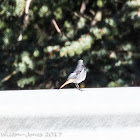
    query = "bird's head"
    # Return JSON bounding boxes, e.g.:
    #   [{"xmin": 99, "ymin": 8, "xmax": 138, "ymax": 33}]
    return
[{"xmin": 78, "ymin": 59, "xmax": 83, "ymax": 64}]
